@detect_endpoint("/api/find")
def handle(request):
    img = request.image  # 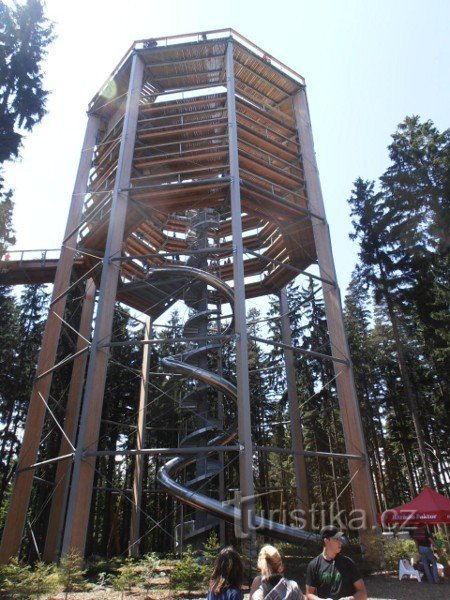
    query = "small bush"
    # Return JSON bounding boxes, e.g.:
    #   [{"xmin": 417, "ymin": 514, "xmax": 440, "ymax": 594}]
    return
[
  {"xmin": 169, "ymin": 545, "xmax": 207, "ymax": 592},
  {"xmin": 0, "ymin": 558, "xmax": 32, "ymax": 598},
  {"xmin": 111, "ymin": 558, "xmax": 141, "ymax": 598},
  {"xmin": 202, "ymin": 531, "xmax": 221, "ymax": 567},
  {"xmin": 140, "ymin": 552, "xmax": 160, "ymax": 592},
  {"xmin": 382, "ymin": 537, "xmax": 417, "ymax": 570},
  {"xmin": 85, "ymin": 555, "xmax": 123, "ymax": 579},
  {"xmin": 59, "ymin": 549, "xmax": 88, "ymax": 597},
  {"xmin": 434, "ymin": 530, "xmax": 450, "ymax": 572},
  {"xmin": 0, "ymin": 558, "xmax": 59, "ymax": 599},
  {"xmin": 27, "ymin": 561, "xmax": 59, "ymax": 599}
]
